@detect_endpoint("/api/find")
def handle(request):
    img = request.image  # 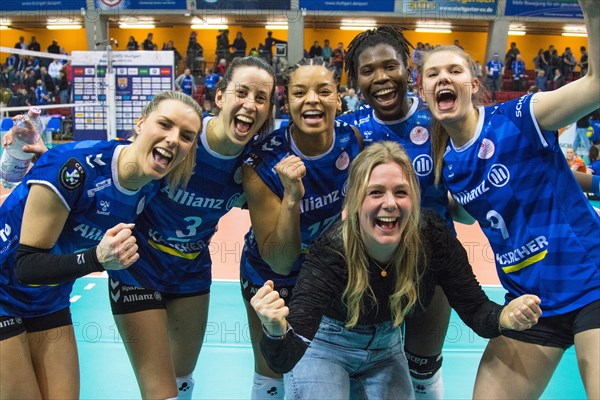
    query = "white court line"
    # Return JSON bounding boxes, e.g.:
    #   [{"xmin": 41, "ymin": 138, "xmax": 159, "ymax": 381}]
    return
[
  {"xmin": 83, "ymin": 283, "xmax": 95, "ymax": 290},
  {"xmin": 70, "ymin": 295, "xmax": 82, "ymax": 303}
]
